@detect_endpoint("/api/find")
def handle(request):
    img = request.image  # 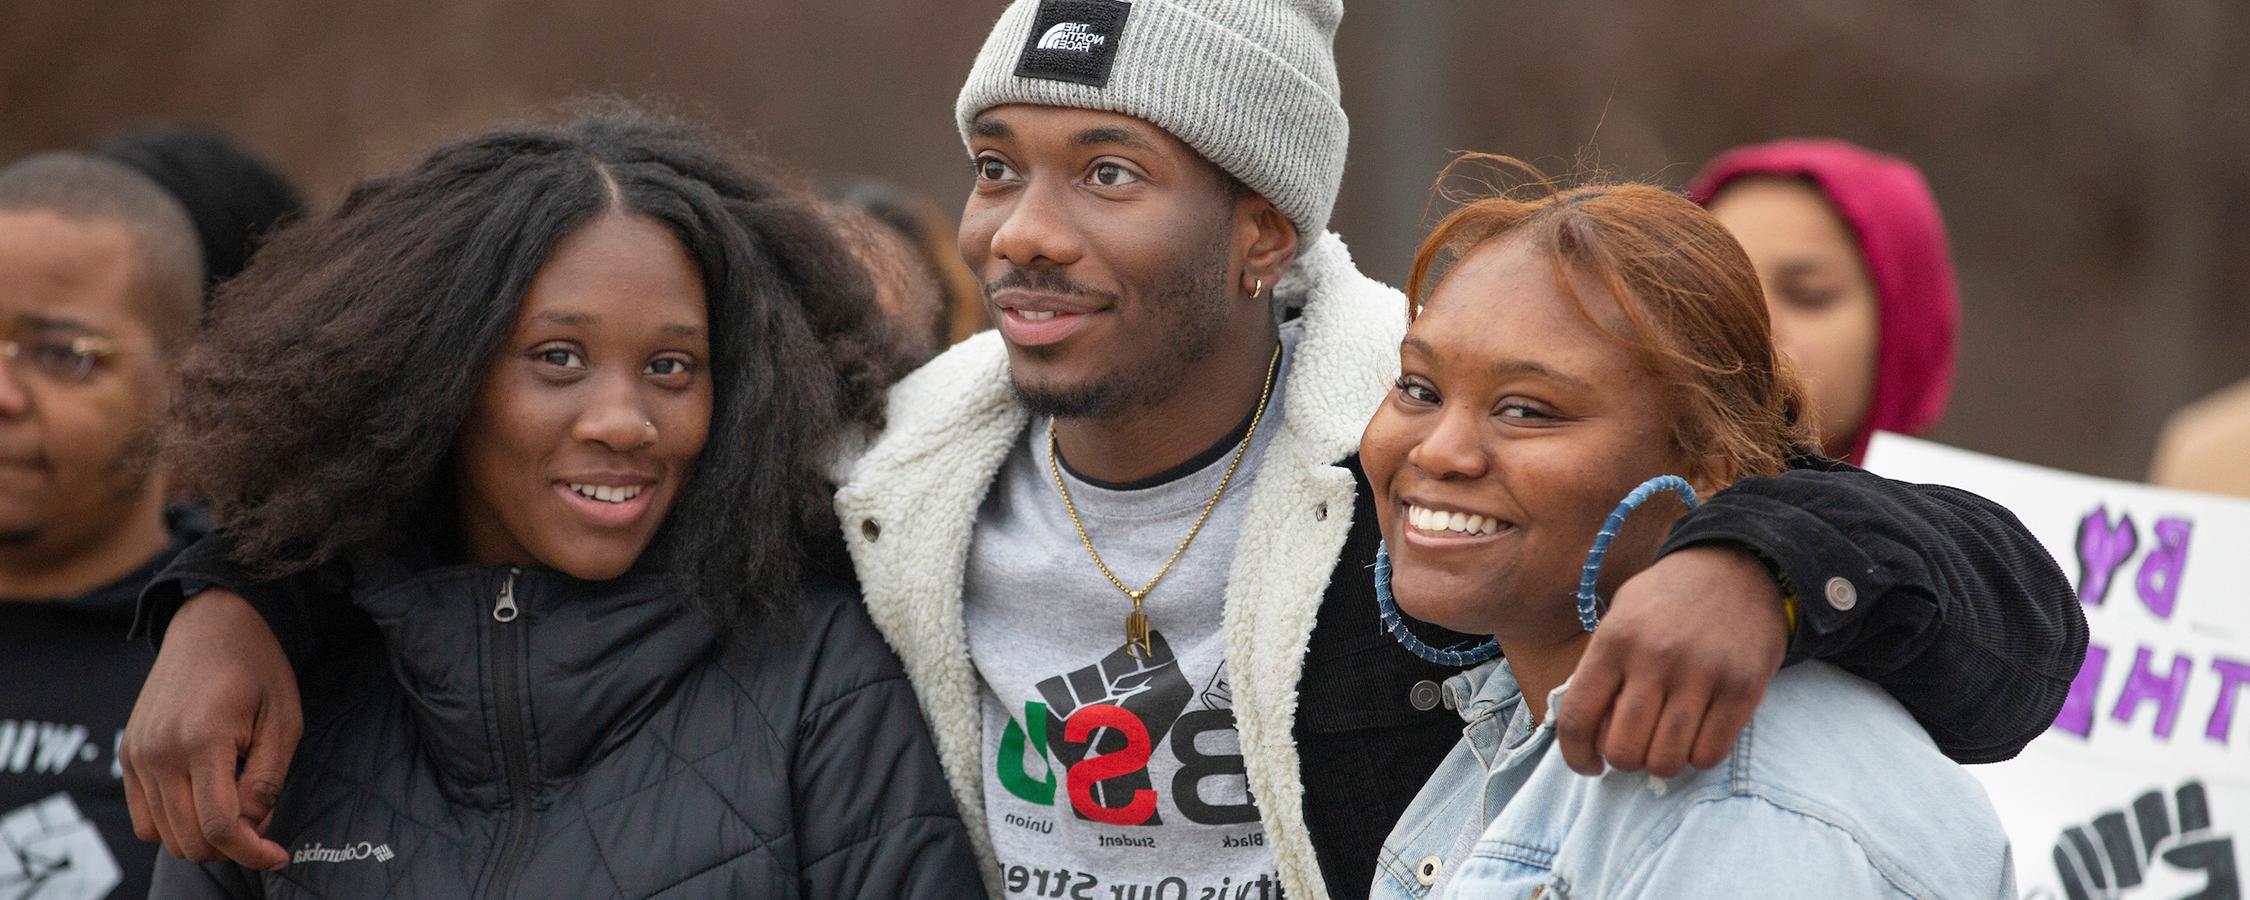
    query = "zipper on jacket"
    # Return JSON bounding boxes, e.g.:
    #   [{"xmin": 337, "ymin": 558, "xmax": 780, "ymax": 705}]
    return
[
  {"xmin": 493, "ymin": 575, "xmax": 518, "ymax": 622},
  {"xmin": 484, "ymin": 569, "xmax": 536, "ymax": 899}
]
